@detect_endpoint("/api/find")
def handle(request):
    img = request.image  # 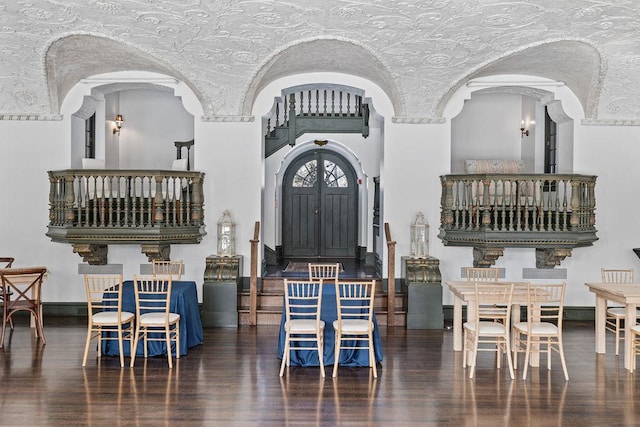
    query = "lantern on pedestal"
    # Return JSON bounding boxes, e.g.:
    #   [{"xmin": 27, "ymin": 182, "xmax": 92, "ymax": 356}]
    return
[
  {"xmin": 410, "ymin": 212, "xmax": 429, "ymax": 258},
  {"xmin": 217, "ymin": 210, "xmax": 236, "ymax": 256}
]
